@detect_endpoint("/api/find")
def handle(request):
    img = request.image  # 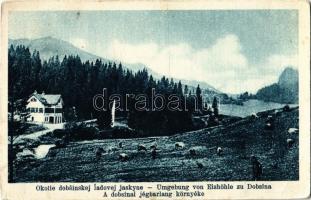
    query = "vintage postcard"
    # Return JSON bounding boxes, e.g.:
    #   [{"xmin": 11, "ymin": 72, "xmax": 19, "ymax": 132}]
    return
[{"xmin": 0, "ymin": 0, "xmax": 310, "ymax": 199}]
